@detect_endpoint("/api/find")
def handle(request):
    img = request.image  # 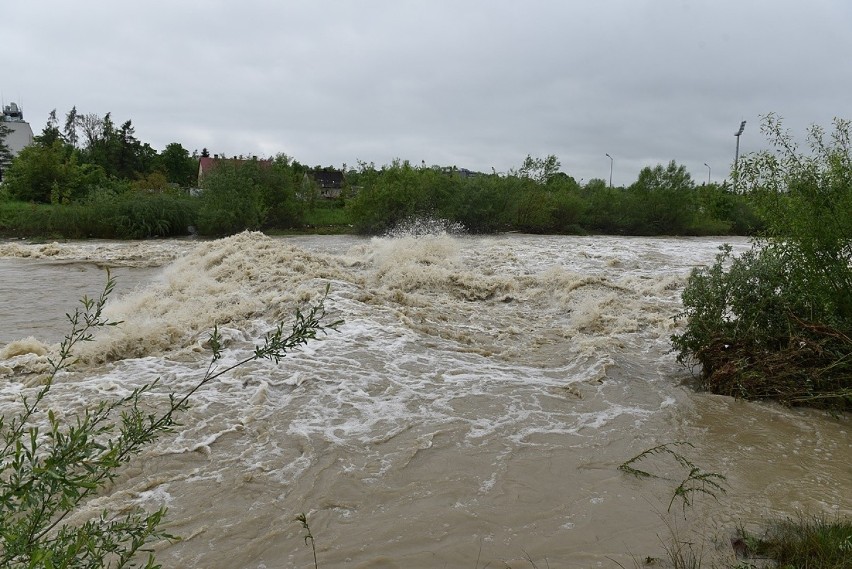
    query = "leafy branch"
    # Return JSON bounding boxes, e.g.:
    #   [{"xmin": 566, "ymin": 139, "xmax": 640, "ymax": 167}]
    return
[
  {"xmin": 296, "ymin": 512, "xmax": 318, "ymax": 569},
  {"xmin": 619, "ymin": 442, "xmax": 727, "ymax": 513}
]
